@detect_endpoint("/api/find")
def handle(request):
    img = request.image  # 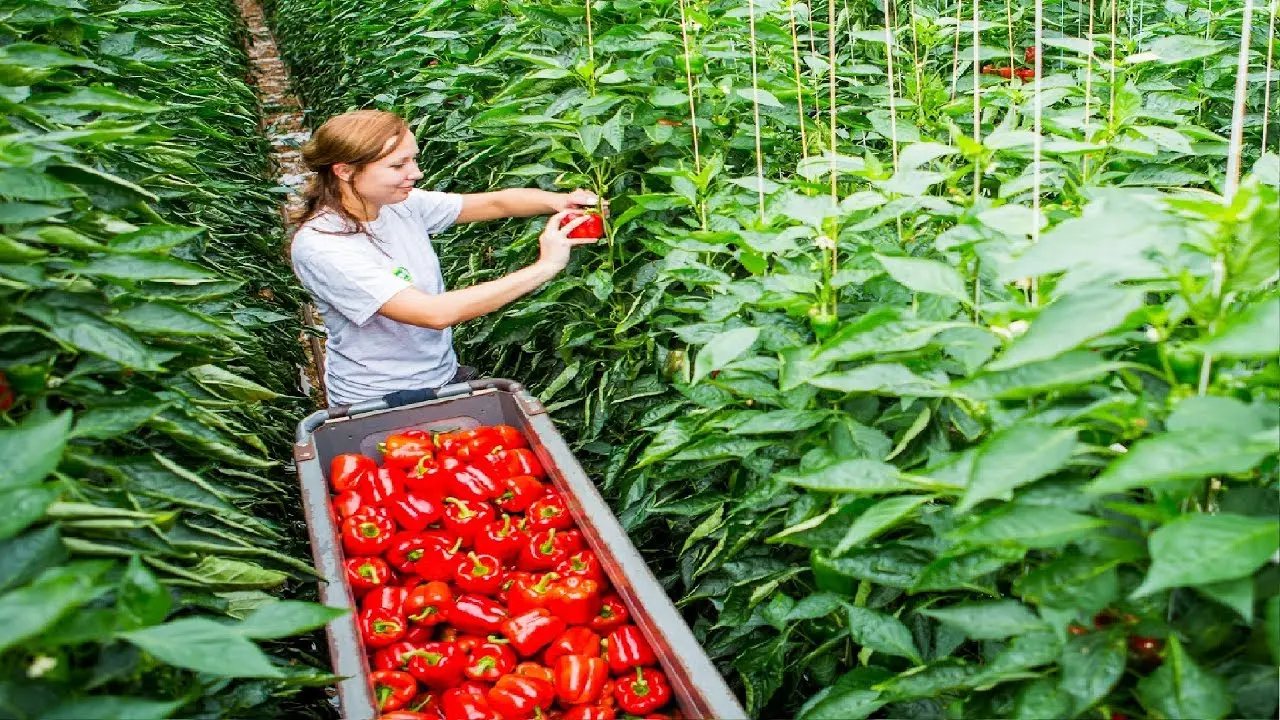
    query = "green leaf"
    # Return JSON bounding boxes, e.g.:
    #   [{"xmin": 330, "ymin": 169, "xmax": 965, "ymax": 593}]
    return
[
  {"xmin": 1060, "ymin": 631, "xmax": 1127, "ymax": 712},
  {"xmin": 72, "ymin": 397, "xmax": 169, "ymax": 441},
  {"xmin": 121, "ymin": 617, "xmax": 282, "ymax": 677},
  {"xmin": 815, "ymin": 314, "xmax": 969, "ymax": 364},
  {"xmin": 0, "ymin": 168, "xmax": 83, "ymax": 201},
  {"xmin": 0, "ymin": 561, "xmax": 109, "ymax": 652},
  {"xmin": 110, "ymin": 225, "xmax": 203, "ymax": 253},
  {"xmin": 1014, "ymin": 677, "xmax": 1074, "ymax": 720},
  {"xmin": 1131, "ymin": 125, "xmax": 1195, "ymax": 155},
  {"xmin": 1136, "ymin": 636, "xmax": 1230, "ymax": 719},
  {"xmin": 951, "ymin": 504, "xmax": 1106, "ymax": 549},
  {"xmin": 729, "ymin": 409, "xmax": 828, "ymax": 435},
  {"xmin": 834, "ymin": 495, "xmax": 933, "ymax": 554},
  {"xmin": 111, "ymin": 303, "xmax": 227, "ymax": 338},
  {"xmin": 920, "ymin": 601, "xmax": 1045, "ymax": 639},
  {"xmin": 1194, "ymin": 576, "xmax": 1254, "ymax": 622},
  {"xmin": 959, "ymin": 352, "xmax": 1127, "ymax": 399},
  {"xmin": 874, "ymin": 254, "xmax": 969, "ymax": 304},
  {"xmin": 797, "ymin": 668, "xmax": 888, "ymax": 720},
  {"xmin": 957, "ymin": 425, "xmax": 1078, "ymax": 513},
  {"xmin": 41, "ymin": 697, "xmax": 183, "ymax": 720},
  {"xmin": 0, "ymin": 410, "xmax": 72, "ymax": 488},
  {"xmin": 117, "ymin": 557, "xmax": 171, "ymax": 631},
  {"xmin": 1014, "ymin": 553, "xmax": 1120, "ymax": 612},
  {"xmin": 650, "ymin": 87, "xmax": 688, "ymax": 107},
  {"xmin": 692, "ymin": 327, "xmax": 760, "ymax": 384},
  {"xmin": 1132, "ymin": 513, "xmax": 1279, "ymax": 597},
  {"xmin": 1266, "ymin": 596, "xmax": 1280, "ymax": 665},
  {"xmin": 188, "ymin": 365, "xmax": 279, "ymax": 402},
  {"xmin": 237, "ymin": 600, "xmax": 346, "ymax": 640},
  {"xmin": 987, "ymin": 285, "xmax": 1144, "ymax": 370},
  {"xmin": 76, "ymin": 255, "xmax": 215, "ymax": 283},
  {"xmin": 1086, "ymin": 429, "xmax": 1275, "ymax": 494},
  {"xmin": 1191, "ymin": 296, "xmax": 1280, "ymax": 358},
  {"xmin": 0, "ymin": 525, "xmax": 65, "ymax": 592},
  {"xmin": 0, "ymin": 485, "xmax": 59, "ymax": 539},
  {"xmin": 809, "ymin": 363, "xmax": 946, "ymax": 396},
  {"xmin": 783, "ymin": 458, "xmax": 913, "ymax": 494},
  {"xmin": 36, "ymin": 86, "xmax": 166, "ymax": 113},
  {"xmin": 189, "ymin": 557, "xmax": 288, "ymax": 589},
  {"xmin": 1146, "ymin": 35, "xmax": 1228, "ymax": 64},
  {"xmin": 846, "ymin": 604, "xmax": 922, "ymax": 663}
]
